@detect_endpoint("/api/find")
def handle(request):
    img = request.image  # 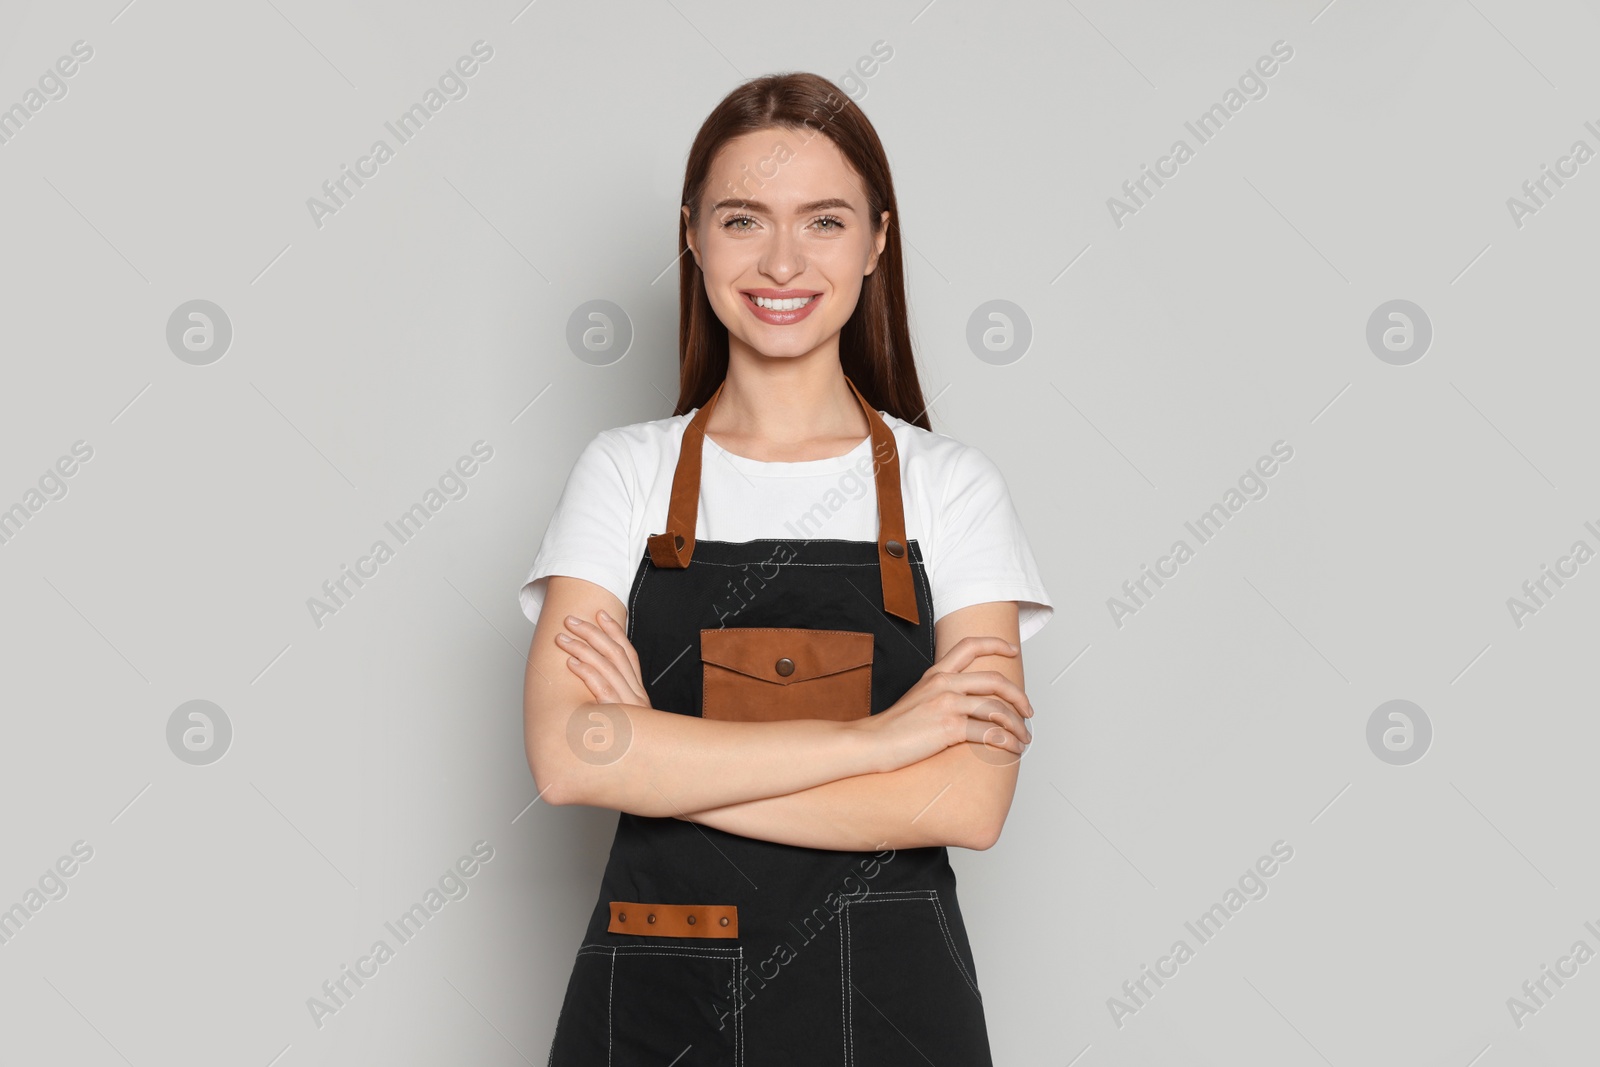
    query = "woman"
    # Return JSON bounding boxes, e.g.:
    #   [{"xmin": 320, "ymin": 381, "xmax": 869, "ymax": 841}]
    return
[{"xmin": 521, "ymin": 72, "xmax": 1053, "ymax": 1066}]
